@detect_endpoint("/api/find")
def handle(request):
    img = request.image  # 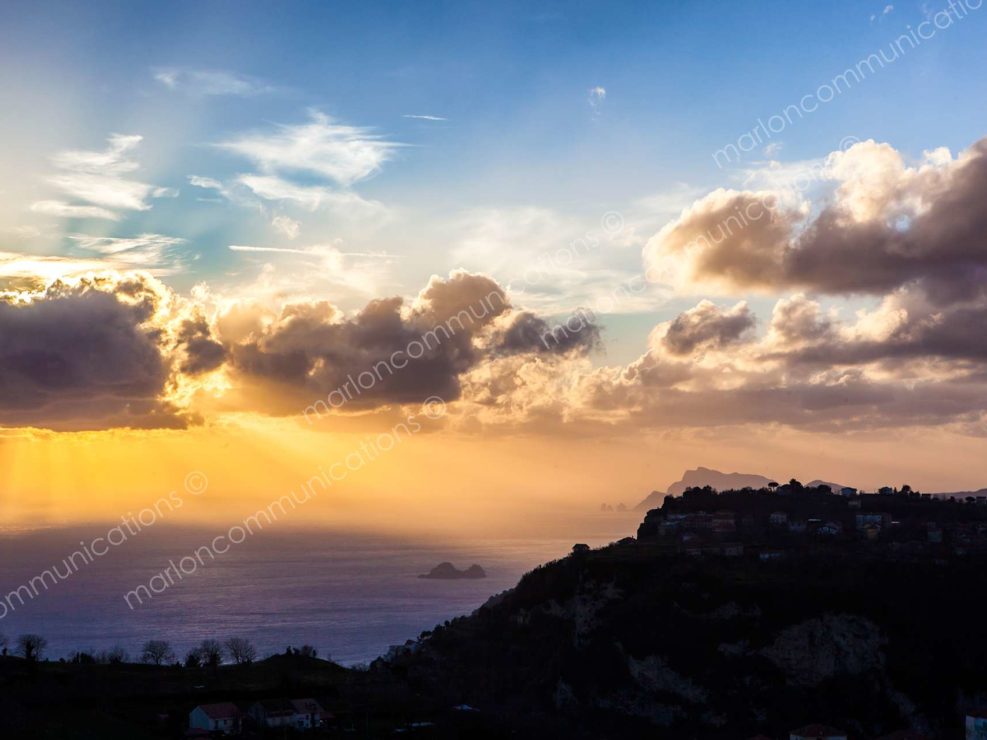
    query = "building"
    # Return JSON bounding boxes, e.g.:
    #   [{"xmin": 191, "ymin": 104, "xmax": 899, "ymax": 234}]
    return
[
  {"xmin": 189, "ymin": 703, "xmax": 241, "ymax": 735},
  {"xmin": 967, "ymin": 710, "xmax": 987, "ymax": 739},
  {"xmin": 816, "ymin": 521, "xmax": 843, "ymax": 536},
  {"xmin": 290, "ymin": 698, "xmax": 331, "ymax": 729},
  {"xmin": 857, "ymin": 513, "xmax": 891, "ymax": 530},
  {"xmin": 712, "ymin": 510, "xmax": 736, "ymax": 533},
  {"xmin": 841, "ymin": 487, "xmax": 858, "ymax": 496},
  {"xmin": 249, "ymin": 698, "xmax": 330, "ymax": 730},
  {"xmin": 769, "ymin": 511, "xmax": 788, "ymax": 526},
  {"xmin": 864, "ymin": 523, "xmax": 882, "ymax": 541},
  {"xmin": 790, "ymin": 725, "xmax": 848, "ymax": 740},
  {"xmin": 249, "ymin": 699, "xmax": 296, "ymax": 728}
]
